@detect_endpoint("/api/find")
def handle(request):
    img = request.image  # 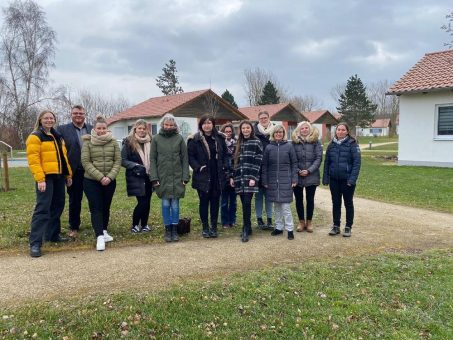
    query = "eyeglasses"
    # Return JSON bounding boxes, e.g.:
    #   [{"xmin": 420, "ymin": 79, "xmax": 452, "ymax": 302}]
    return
[
  {"xmin": 72, "ymin": 112, "xmax": 85, "ymax": 116},
  {"xmin": 275, "ymin": 130, "xmax": 284, "ymax": 134}
]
